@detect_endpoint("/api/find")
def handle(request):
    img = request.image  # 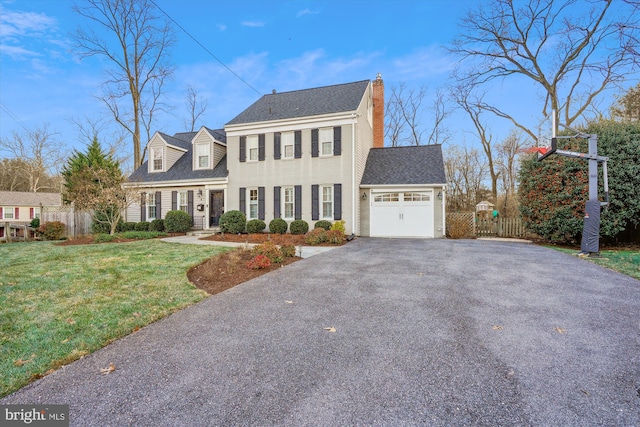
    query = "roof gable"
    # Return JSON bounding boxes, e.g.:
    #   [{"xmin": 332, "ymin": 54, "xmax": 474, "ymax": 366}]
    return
[
  {"xmin": 226, "ymin": 80, "xmax": 370, "ymax": 126},
  {"xmin": 360, "ymin": 145, "xmax": 447, "ymax": 186}
]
